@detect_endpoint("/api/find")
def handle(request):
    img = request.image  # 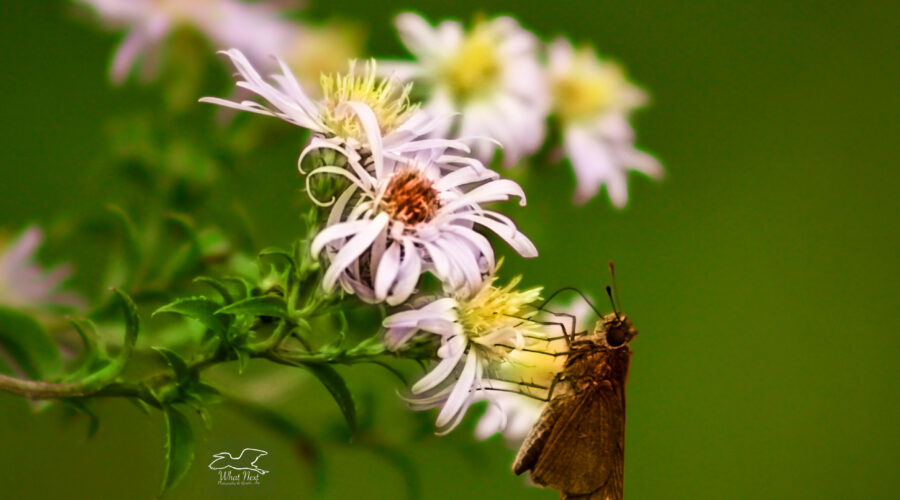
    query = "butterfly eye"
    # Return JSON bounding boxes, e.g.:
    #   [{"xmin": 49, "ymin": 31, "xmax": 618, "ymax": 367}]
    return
[{"xmin": 605, "ymin": 325, "xmax": 627, "ymax": 347}]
